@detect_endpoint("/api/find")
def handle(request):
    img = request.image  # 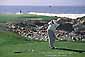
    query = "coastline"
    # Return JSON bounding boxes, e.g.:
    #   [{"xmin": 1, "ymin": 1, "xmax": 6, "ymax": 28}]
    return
[{"xmin": 27, "ymin": 12, "xmax": 85, "ymax": 19}]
